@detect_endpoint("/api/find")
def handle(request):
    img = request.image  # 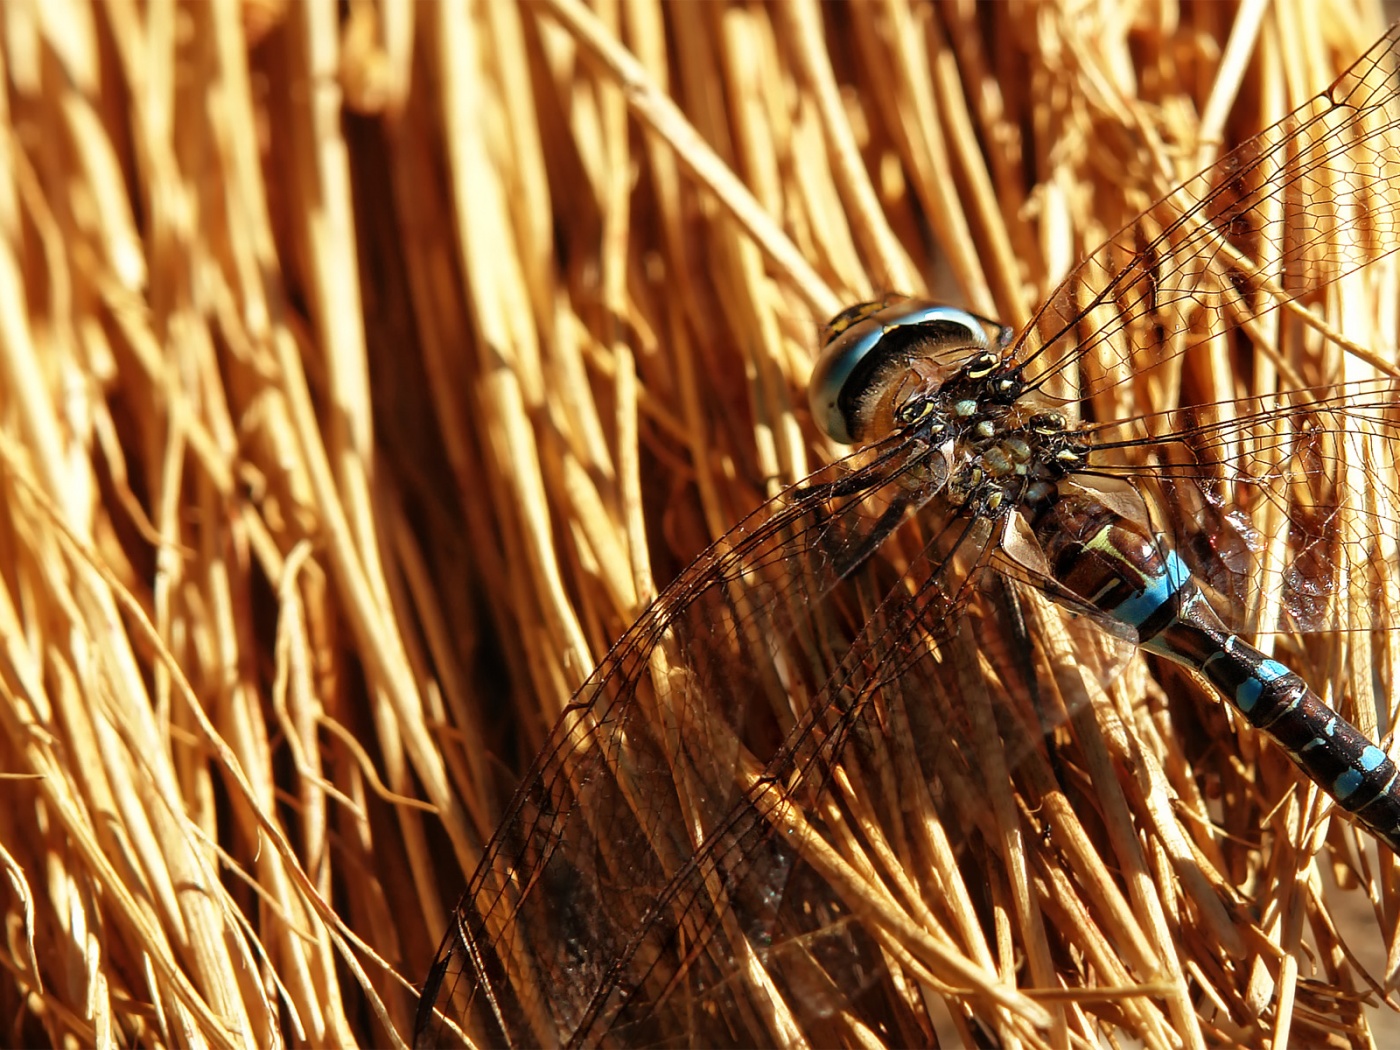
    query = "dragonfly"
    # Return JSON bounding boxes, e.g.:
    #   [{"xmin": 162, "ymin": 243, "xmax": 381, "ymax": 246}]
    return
[{"xmin": 417, "ymin": 23, "xmax": 1400, "ymax": 1048}]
